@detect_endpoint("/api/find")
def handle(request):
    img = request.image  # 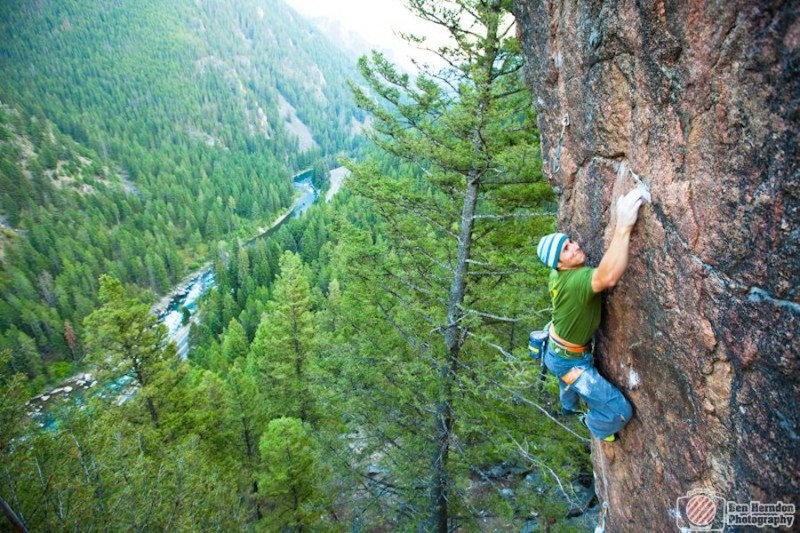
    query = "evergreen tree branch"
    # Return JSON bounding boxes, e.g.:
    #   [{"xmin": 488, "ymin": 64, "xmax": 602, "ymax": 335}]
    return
[
  {"xmin": 443, "ymin": 342, "xmax": 589, "ymax": 442},
  {"xmin": 505, "ymin": 431, "xmax": 582, "ymax": 507},
  {"xmin": 466, "ymin": 270, "xmax": 522, "ymax": 277},
  {"xmin": 472, "ymin": 212, "xmax": 552, "ymax": 220},
  {"xmin": 0, "ymin": 495, "xmax": 27, "ymax": 533},
  {"xmin": 464, "ymin": 309, "xmax": 522, "ymax": 323},
  {"xmin": 498, "ymin": 18, "xmax": 516, "ymax": 41}
]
